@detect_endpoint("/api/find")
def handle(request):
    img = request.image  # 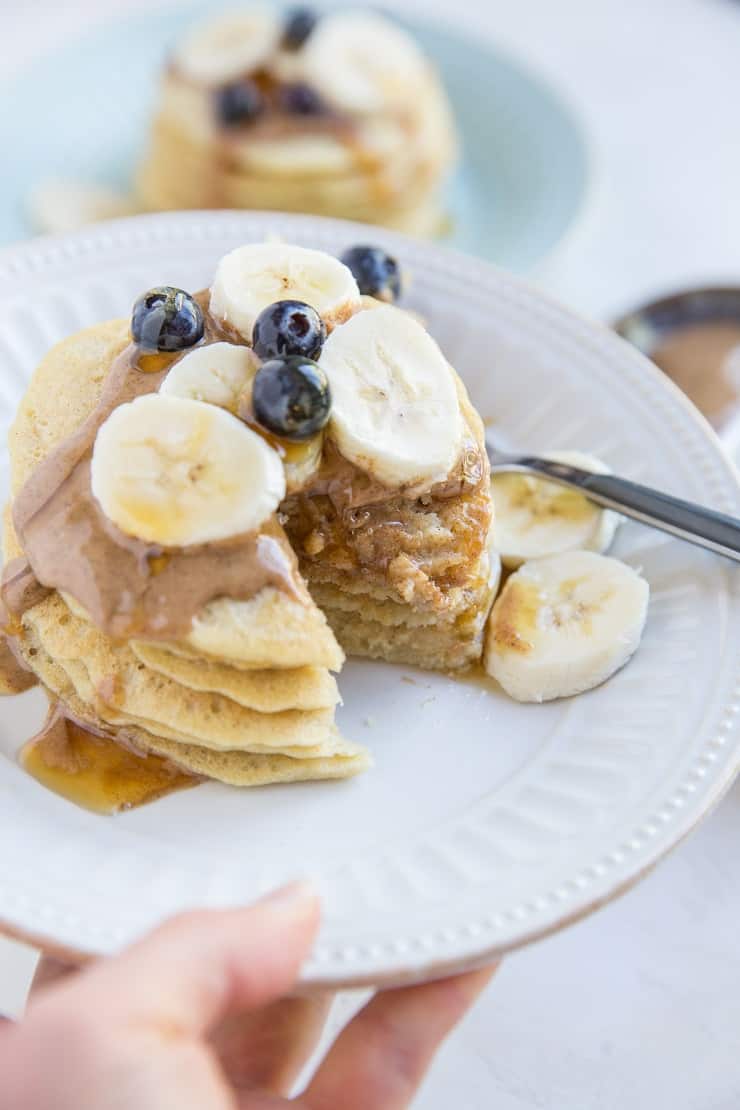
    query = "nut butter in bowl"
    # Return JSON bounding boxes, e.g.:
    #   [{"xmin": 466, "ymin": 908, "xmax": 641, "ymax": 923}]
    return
[{"xmin": 615, "ymin": 286, "xmax": 740, "ymax": 432}]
